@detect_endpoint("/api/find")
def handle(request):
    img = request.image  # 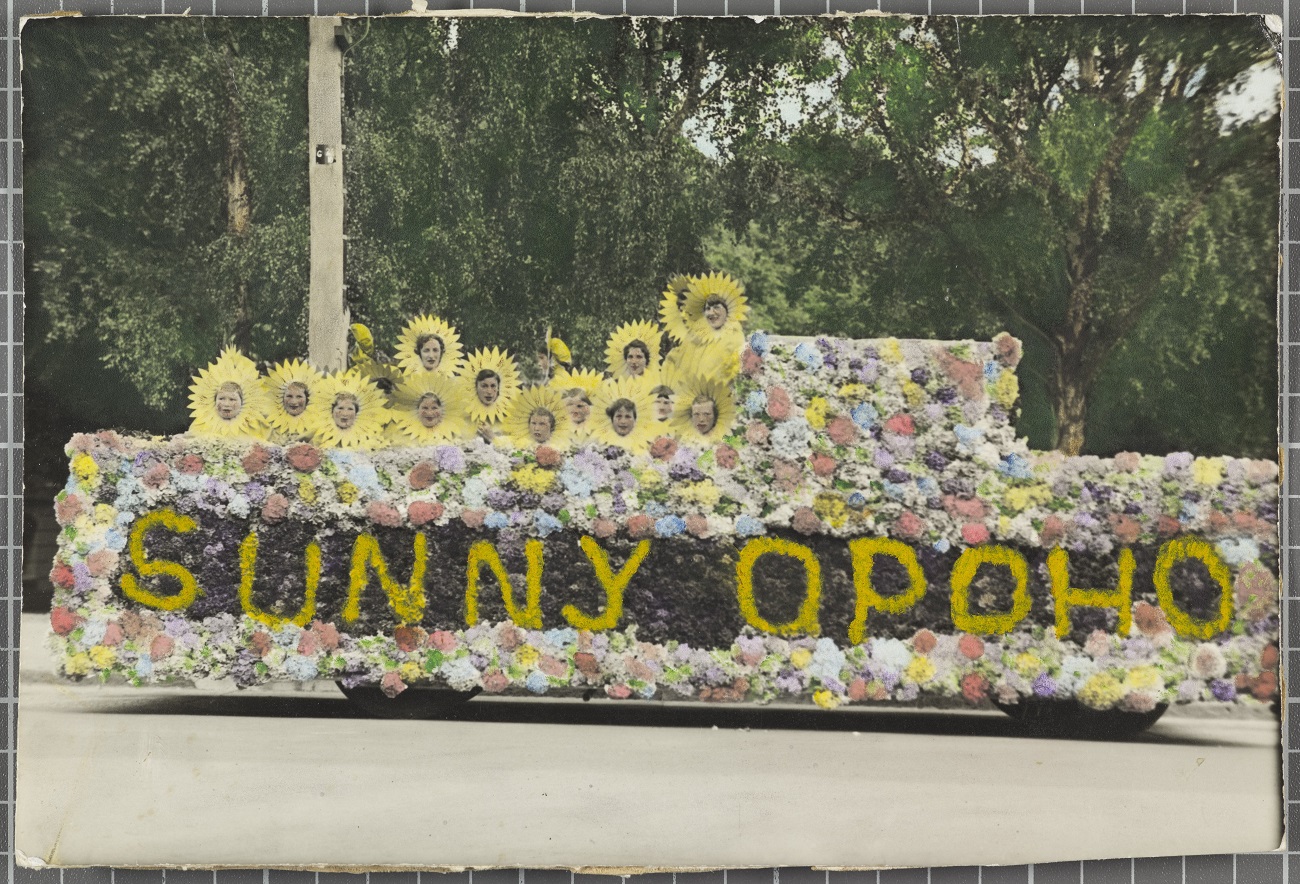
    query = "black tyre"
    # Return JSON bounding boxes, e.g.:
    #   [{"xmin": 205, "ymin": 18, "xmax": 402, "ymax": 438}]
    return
[
  {"xmin": 336, "ymin": 682, "xmax": 480, "ymax": 719},
  {"xmin": 994, "ymin": 698, "xmax": 1168, "ymax": 740}
]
